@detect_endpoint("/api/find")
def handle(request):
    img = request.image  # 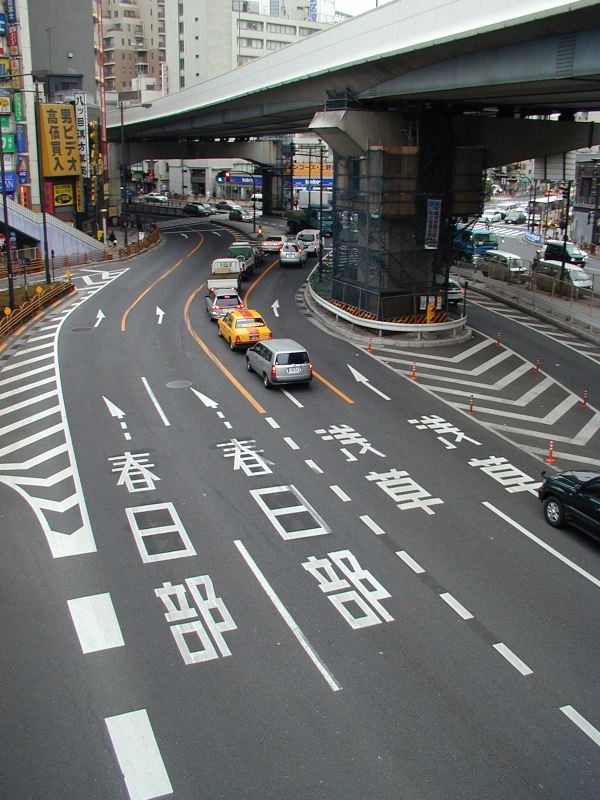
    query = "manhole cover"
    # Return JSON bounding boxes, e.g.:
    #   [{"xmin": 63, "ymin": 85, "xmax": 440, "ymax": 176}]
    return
[{"xmin": 166, "ymin": 380, "xmax": 193, "ymax": 389}]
